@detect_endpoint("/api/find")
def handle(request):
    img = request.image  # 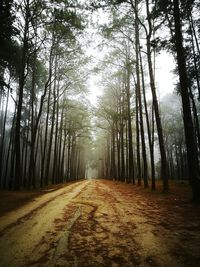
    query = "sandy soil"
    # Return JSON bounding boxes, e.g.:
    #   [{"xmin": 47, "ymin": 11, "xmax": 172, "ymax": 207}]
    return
[{"xmin": 0, "ymin": 179, "xmax": 200, "ymax": 267}]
